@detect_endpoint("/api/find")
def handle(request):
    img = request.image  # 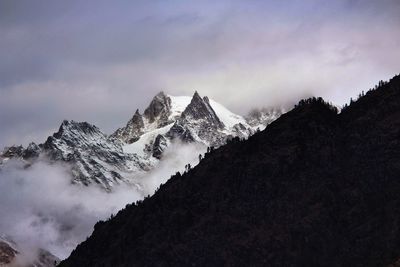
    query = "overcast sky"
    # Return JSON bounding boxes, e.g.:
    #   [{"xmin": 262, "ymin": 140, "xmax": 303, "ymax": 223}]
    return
[{"xmin": 1, "ymin": 0, "xmax": 399, "ymax": 147}]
